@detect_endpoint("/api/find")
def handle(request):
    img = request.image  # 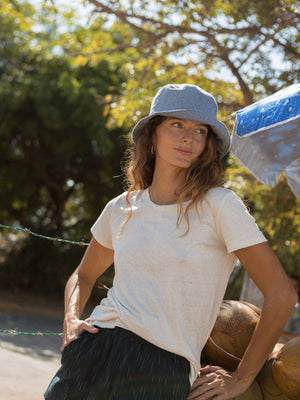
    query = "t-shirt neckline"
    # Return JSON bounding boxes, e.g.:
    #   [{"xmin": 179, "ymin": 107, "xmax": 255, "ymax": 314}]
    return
[{"xmin": 144, "ymin": 187, "xmax": 190, "ymax": 208}]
